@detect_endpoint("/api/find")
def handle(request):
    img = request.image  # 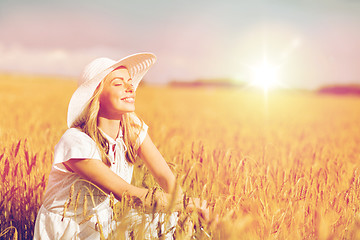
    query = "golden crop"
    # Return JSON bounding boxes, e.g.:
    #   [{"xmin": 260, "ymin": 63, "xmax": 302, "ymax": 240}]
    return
[{"xmin": 1, "ymin": 74, "xmax": 359, "ymax": 239}]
